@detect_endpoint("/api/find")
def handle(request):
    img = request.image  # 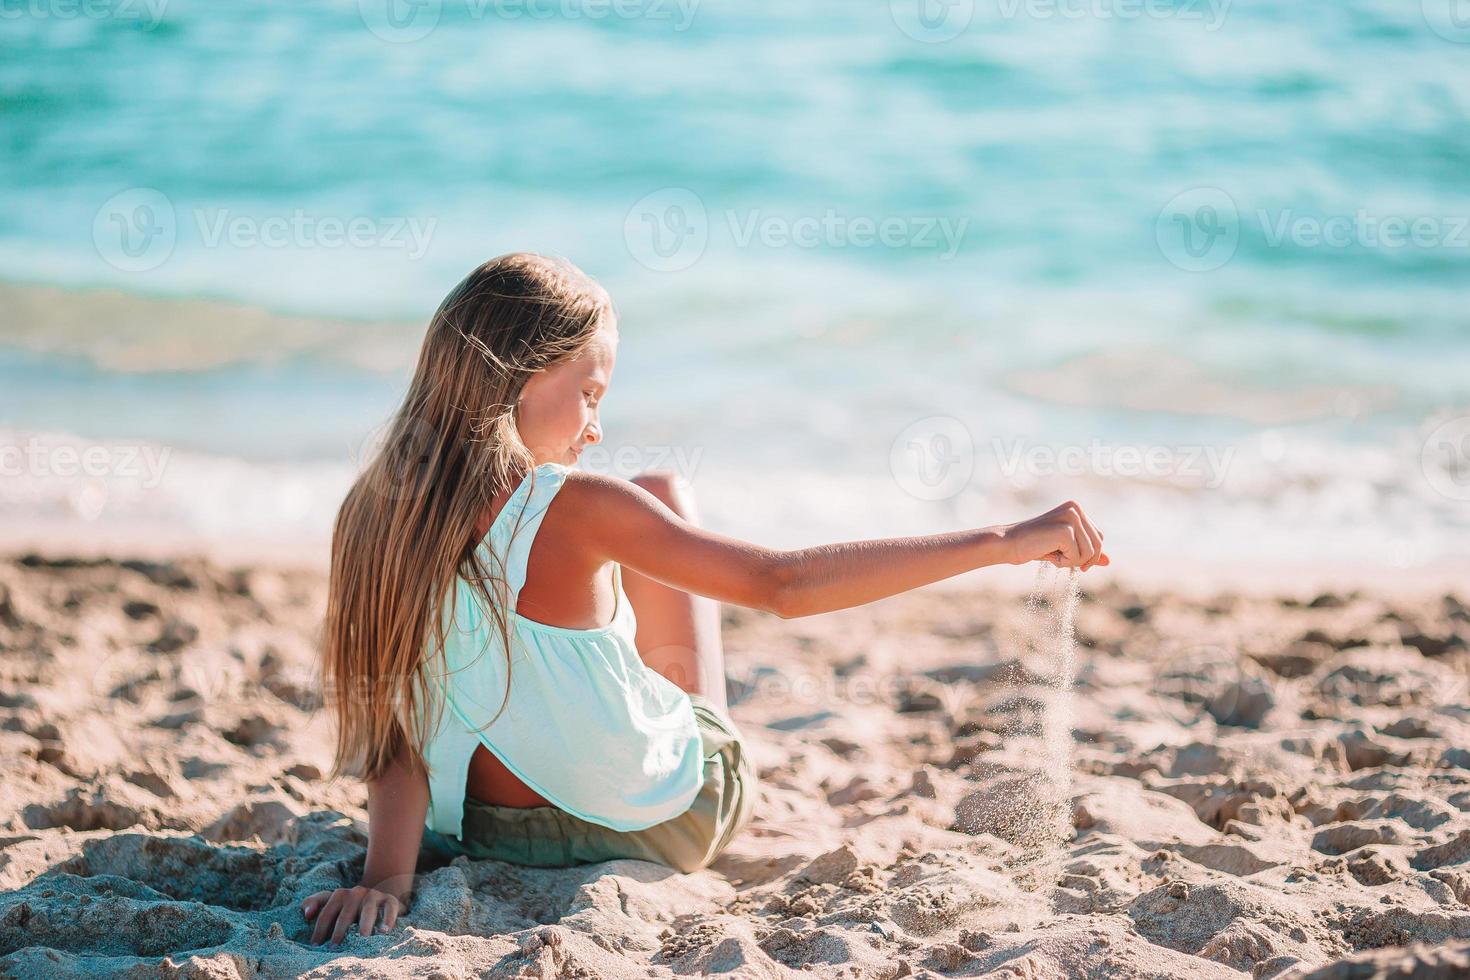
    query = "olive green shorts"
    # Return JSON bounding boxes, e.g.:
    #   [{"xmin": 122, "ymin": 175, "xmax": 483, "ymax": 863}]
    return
[{"xmin": 421, "ymin": 693, "xmax": 758, "ymax": 874}]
